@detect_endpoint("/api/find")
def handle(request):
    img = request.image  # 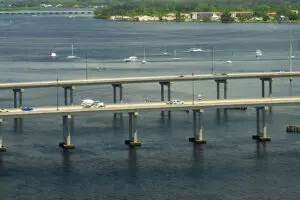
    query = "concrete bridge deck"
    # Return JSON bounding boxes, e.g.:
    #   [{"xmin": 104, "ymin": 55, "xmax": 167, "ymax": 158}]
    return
[
  {"xmin": 0, "ymin": 71, "xmax": 298, "ymax": 89},
  {"xmin": 1, "ymin": 96, "xmax": 299, "ymax": 117},
  {"xmin": 0, "ymin": 96, "xmax": 298, "ymax": 150}
]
